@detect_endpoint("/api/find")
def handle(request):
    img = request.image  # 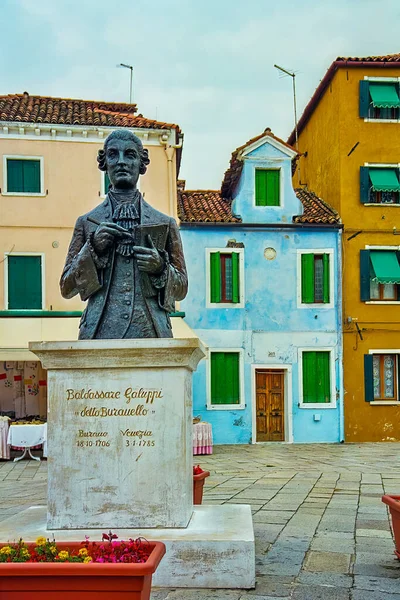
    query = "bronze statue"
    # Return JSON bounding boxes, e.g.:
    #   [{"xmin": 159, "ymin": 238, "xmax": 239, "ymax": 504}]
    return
[{"xmin": 60, "ymin": 129, "xmax": 188, "ymax": 339}]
